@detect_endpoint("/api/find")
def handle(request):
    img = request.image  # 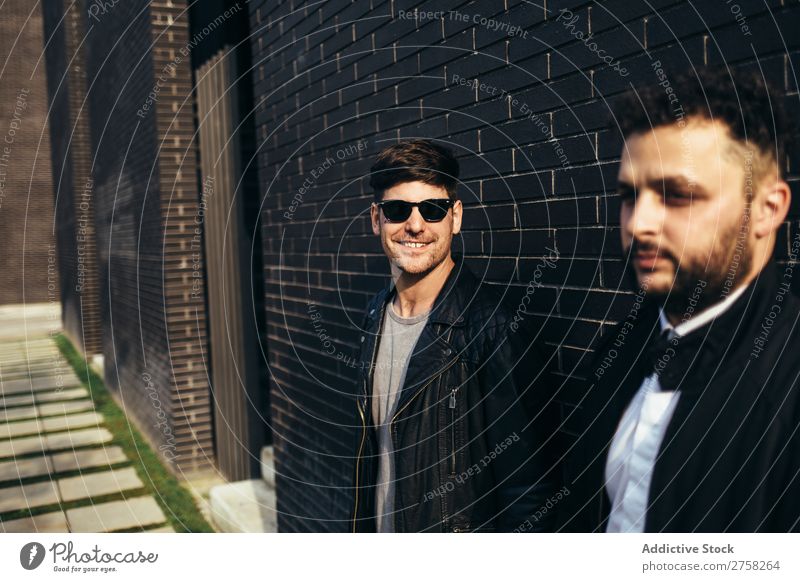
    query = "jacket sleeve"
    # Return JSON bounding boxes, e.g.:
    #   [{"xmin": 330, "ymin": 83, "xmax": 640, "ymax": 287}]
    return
[{"xmin": 478, "ymin": 316, "xmax": 562, "ymax": 532}]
